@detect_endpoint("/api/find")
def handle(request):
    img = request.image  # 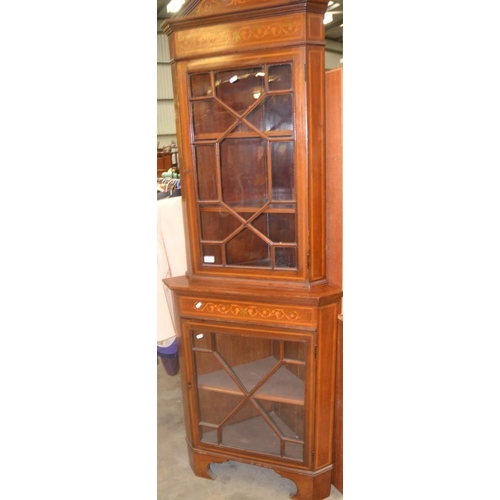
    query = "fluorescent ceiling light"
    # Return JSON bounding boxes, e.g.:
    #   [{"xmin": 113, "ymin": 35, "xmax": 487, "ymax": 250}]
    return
[
  {"xmin": 323, "ymin": 12, "xmax": 334, "ymax": 24},
  {"xmin": 167, "ymin": 0, "xmax": 185, "ymax": 13}
]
